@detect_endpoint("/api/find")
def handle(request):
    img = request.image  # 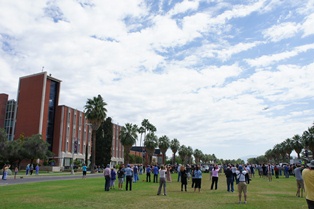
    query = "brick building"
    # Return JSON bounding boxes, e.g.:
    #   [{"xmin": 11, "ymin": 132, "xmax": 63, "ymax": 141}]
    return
[{"xmin": 0, "ymin": 72, "xmax": 124, "ymax": 168}]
